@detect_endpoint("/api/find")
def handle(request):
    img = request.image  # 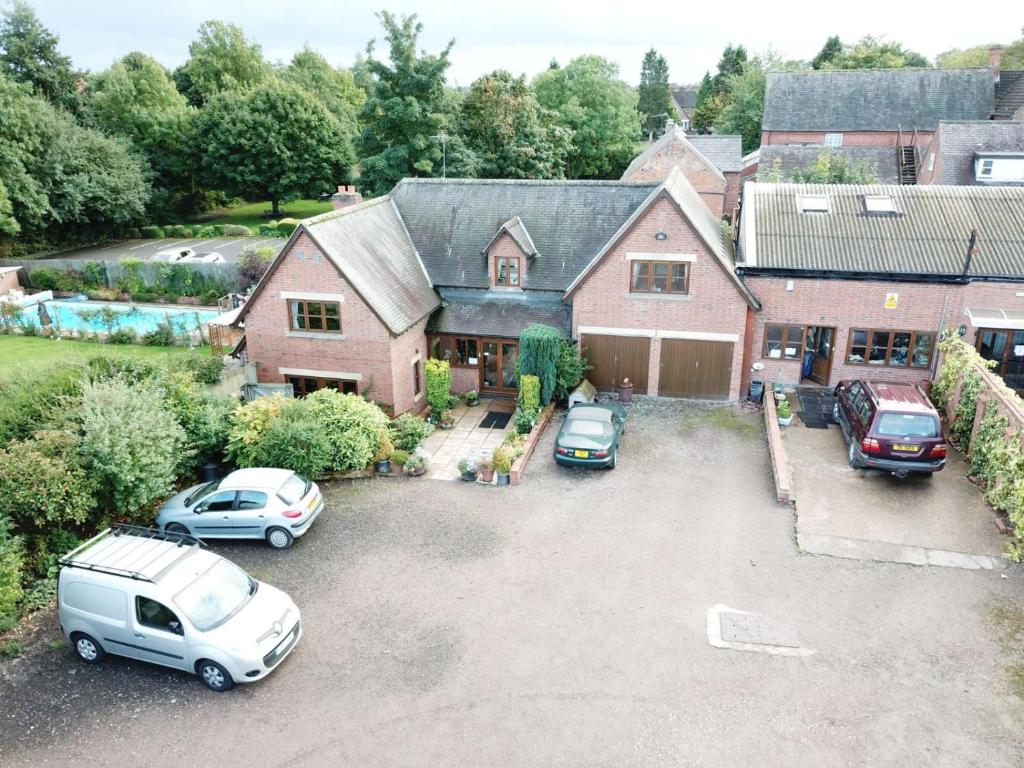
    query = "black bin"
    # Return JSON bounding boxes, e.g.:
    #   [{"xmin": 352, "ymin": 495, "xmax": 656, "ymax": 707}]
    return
[{"xmin": 747, "ymin": 380, "xmax": 765, "ymax": 405}]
